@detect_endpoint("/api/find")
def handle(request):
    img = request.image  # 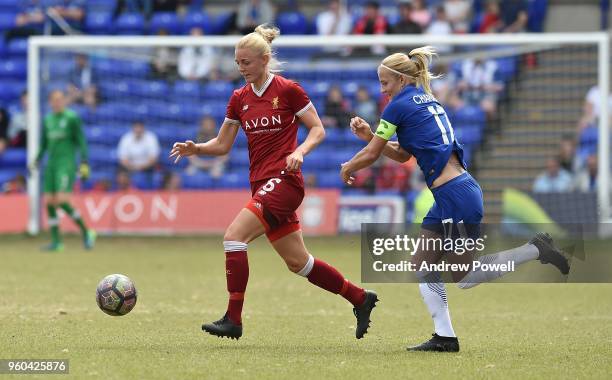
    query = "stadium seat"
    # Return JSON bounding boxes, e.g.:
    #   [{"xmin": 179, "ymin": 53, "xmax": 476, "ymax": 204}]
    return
[
  {"xmin": 0, "ymin": 12, "xmax": 15, "ymax": 31},
  {"xmin": 0, "ymin": 168, "xmax": 21, "ymax": 186},
  {"xmin": 128, "ymin": 80, "xmax": 170, "ymax": 98},
  {"xmin": 216, "ymin": 171, "xmax": 250, "ymax": 189},
  {"xmin": 201, "ymin": 81, "xmax": 234, "ymax": 100},
  {"xmin": 0, "ymin": 148, "xmax": 26, "ymax": 168},
  {"xmin": 85, "ymin": 12, "xmax": 113, "ymax": 34},
  {"xmin": 181, "ymin": 11, "xmax": 212, "ymax": 34},
  {"xmin": 0, "ymin": 80, "xmax": 24, "ymax": 102},
  {"xmin": 317, "ymin": 171, "xmax": 343, "ymax": 188},
  {"xmin": 181, "ymin": 172, "xmax": 214, "ymax": 189},
  {"xmin": 89, "ymin": 146, "xmax": 118, "ymax": 168},
  {"xmin": 86, "ymin": 0, "xmax": 117, "ymax": 14},
  {"xmin": 229, "ymin": 148, "xmax": 250, "ymax": 169},
  {"xmin": 173, "ymin": 80, "xmax": 202, "ymax": 100},
  {"xmin": 0, "ymin": 59, "xmax": 26, "ymax": 79},
  {"xmin": 208, "ymin": 11, "xmax": 233, "ymax": 35},
  {"xmin": 115, "ymin": 13, "xmax": 145, "ymax": 35},
  {"xmin": 276, "ymin": 12, "xmax": 309, "ymax": 35},
  {"xmin": 150, "ymin": 12, "xmax": 180, "ymax": 35},
  {"xmin": 131, "ymin": 171, "xmax": 162, "ymax": 190}
]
